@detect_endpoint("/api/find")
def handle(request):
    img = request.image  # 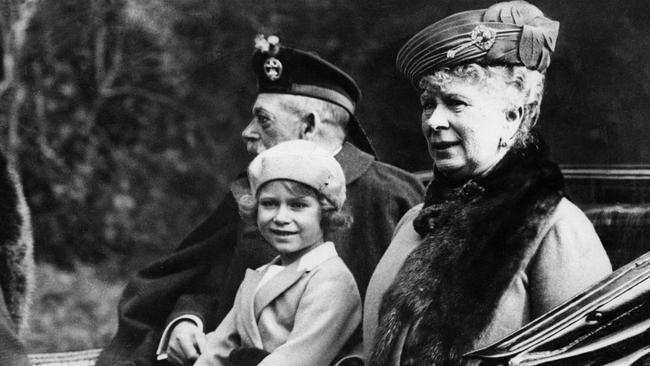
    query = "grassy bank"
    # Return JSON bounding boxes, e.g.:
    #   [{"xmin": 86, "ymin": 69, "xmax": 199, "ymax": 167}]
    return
[{"xmin": 23, "ymin": 263, "xmax": 126, "ymax": 353}]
